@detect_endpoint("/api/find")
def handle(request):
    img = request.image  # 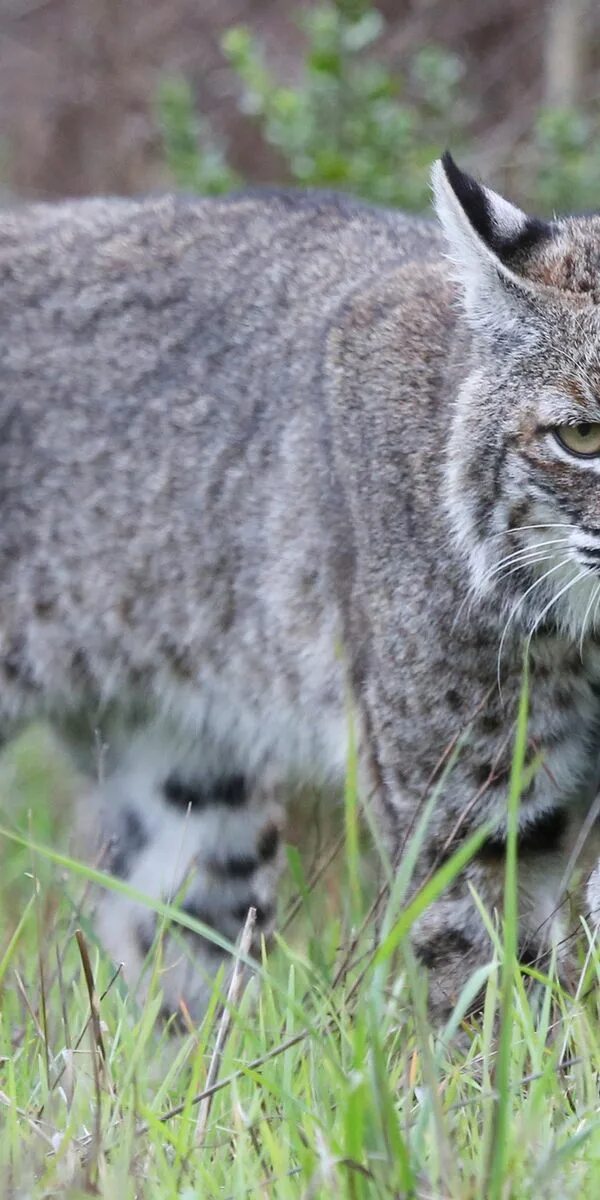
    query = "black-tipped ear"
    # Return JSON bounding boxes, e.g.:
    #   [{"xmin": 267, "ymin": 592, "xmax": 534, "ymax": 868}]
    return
[
  {"xmin": 431, "ymin": 154, "xmax": 555, "ymax": 334},
  {"xmin": 440, "ymin": 153, "xmax": 497, "ymax": 250},
  {"xmin": 437, "ymin": 151, "xmax": 552, "ymax": 264}
]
